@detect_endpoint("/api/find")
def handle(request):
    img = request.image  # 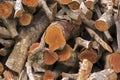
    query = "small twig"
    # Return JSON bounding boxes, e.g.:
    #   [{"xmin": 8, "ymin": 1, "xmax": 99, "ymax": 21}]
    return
[{"xmin": 25, "ymin": 61, "xmax": 34, "ymax": 80}]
